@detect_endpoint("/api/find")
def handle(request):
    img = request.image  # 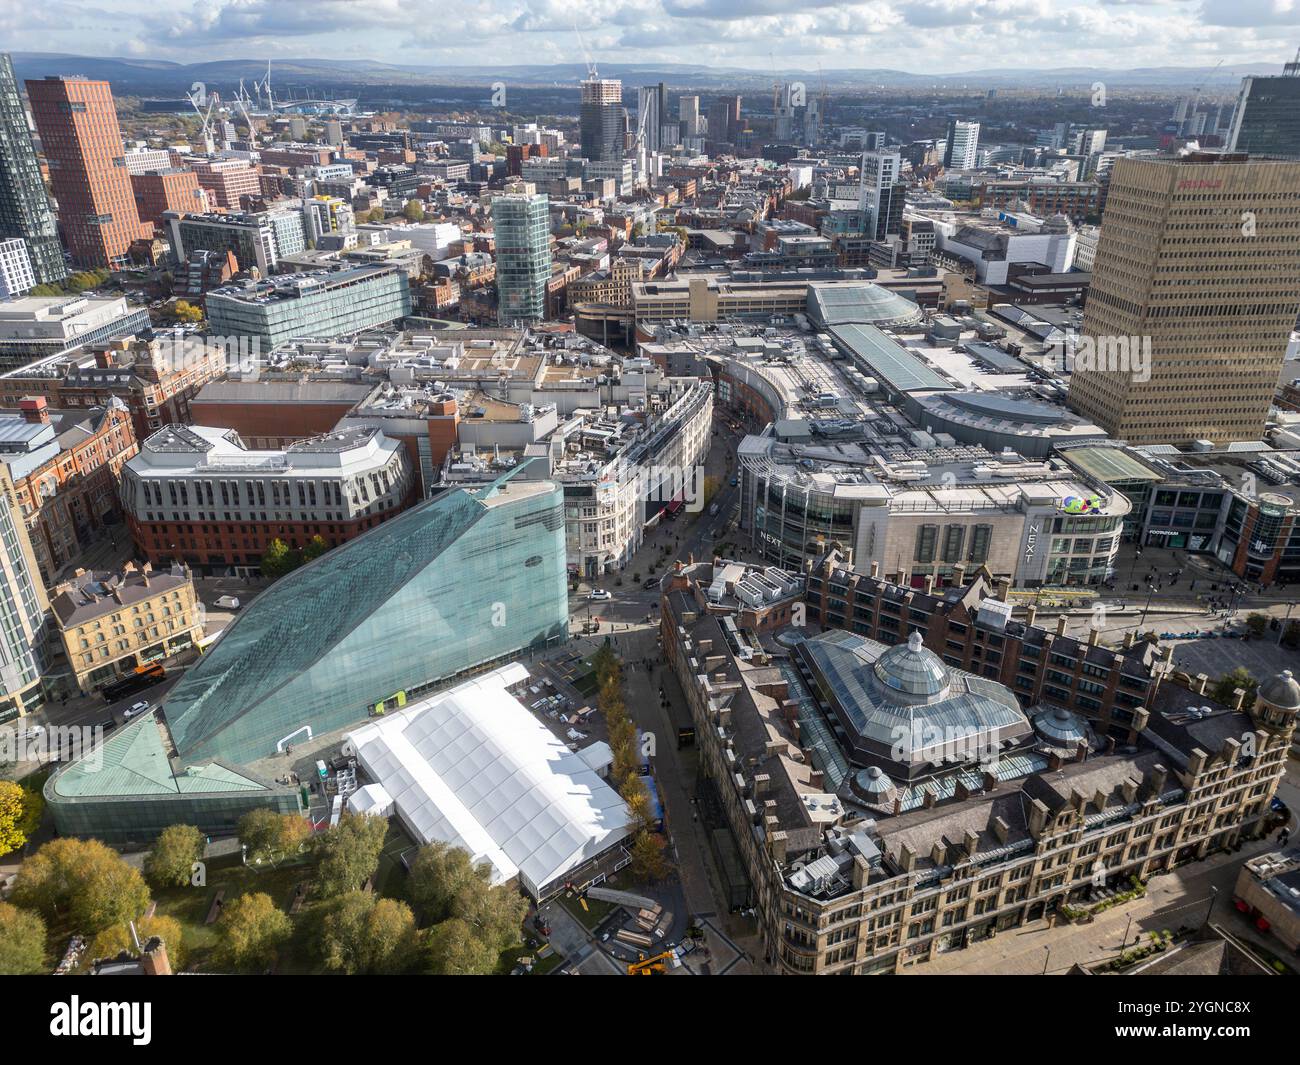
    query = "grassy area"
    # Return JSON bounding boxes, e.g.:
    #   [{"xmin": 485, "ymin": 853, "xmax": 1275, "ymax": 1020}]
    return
[
  {"xmin": 496, "ymin": 940, "xmax": 565, "ymax": 975},
  {"xmin": 560, "ymin": 893, "xmax": 619, "ymax": 931},
  {"xmin": 150, "ymin": 854, "xmax": 314, "ymax": 972}
]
